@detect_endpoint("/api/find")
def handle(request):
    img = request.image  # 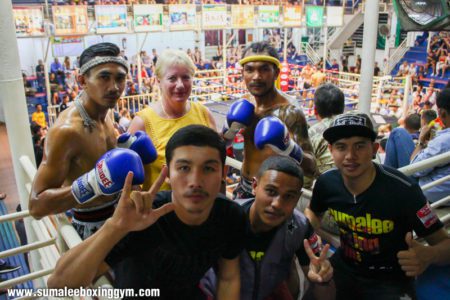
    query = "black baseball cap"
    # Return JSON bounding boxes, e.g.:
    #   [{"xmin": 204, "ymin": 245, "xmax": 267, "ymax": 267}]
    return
[{"xmin": 323, "ymin": 112, "xmax": 377, "ymax": 144}]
